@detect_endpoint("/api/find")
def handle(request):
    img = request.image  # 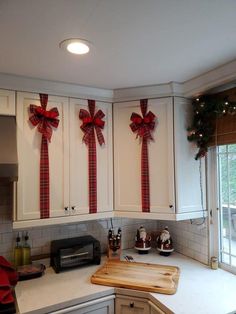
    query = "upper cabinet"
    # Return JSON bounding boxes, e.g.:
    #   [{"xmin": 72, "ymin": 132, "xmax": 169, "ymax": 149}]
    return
[
  {"xmin": 16, "ymin": 92, "xmax": 70, "ymax": 222},
  {"xmin": 113, "ymin": 97, "xmax": 206, "ymax": 221},
  {"xmin": 14, "ymin": 93, "xmax": 113, "ymax": 228},
  {"xmin": 0, "ymin": 89, "xmax": 15, "ymax": 115},
  {"xmin": 69, "ymin": 98, "xmax": 113, "ymax": 216},
  {"xmin": 13, "ymin": 89, "xmax": 206, "ymax": 228}
]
